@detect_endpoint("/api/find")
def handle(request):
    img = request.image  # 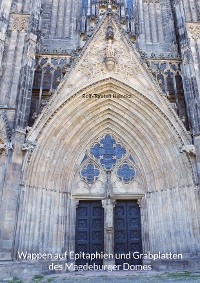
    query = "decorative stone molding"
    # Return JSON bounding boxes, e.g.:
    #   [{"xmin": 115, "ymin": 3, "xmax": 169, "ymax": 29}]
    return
[
  {"xmin": 187, "ymin": 22, "xmax": 200, "ymax": 41},
  {"xmin": 11, "ymin": 14, "xmax": 30, "ymax": 32},
  {"xmin": 27, "ymin": 49, "xmax": 35, "ymax": 60},
  {"xmin": 22, "ymin": 140, "xmax": 36, "ymax": 151},
  {"xmin": 181, "ymin": 145, "xmax": 196, "ymax": 156}
]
